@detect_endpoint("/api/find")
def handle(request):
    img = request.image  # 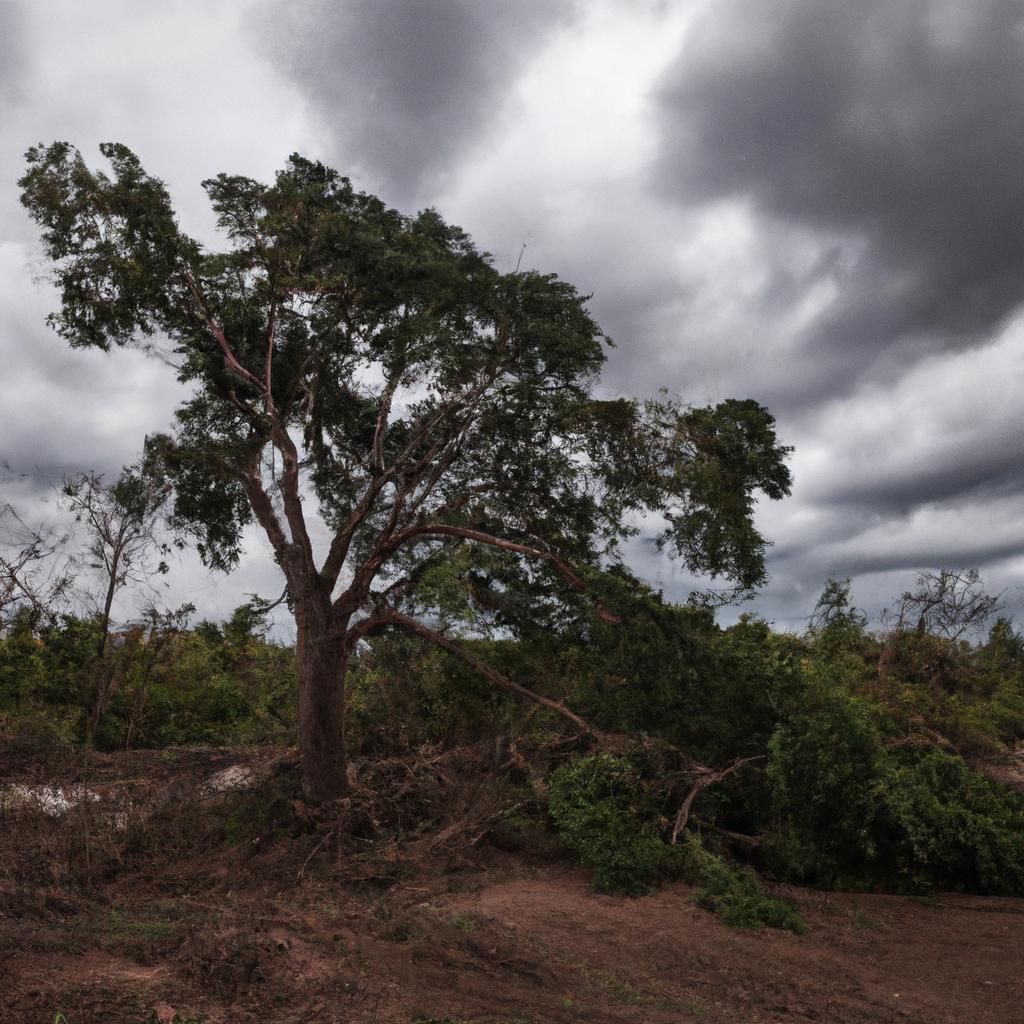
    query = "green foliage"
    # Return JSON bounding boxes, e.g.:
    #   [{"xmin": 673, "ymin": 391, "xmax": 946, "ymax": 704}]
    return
[
  {"xmin": 547, "ymin": 753, "xmax": 681, "ymax": 896},
  {"xmin": 5, "ymin": 554, "xmax": 1024, "ymax": 907},
  {"xmin": 18, "ymin": 141, "xmax": 791, "ymax": 589},
  {"xmin": 766, "ymin": 679, "xmax": 888, "ymax": 883},
  {"xmin": 535, "ymin": 573, "xmax": 800, "ymax": 765},
  {"xmin": 766, "ymin": 676, "xmax": 1024, "ymax": 894},
  {"xmin": 547, "ymin": 753, "xmax": 803, "ymax": 930},
  {"xmin": 0, "ymin": 611, "xmax": 49, "ymax": 709},
  {"xmin": 884, "ymin": 748, "xmax": 1024, "ymax": 895},
  {"xmin": 688, "ymin": 836, "xmax": 805, "ymax": 932},
  {"xmin": 0, "ymin": 610, "xmax": 296, "ymax": 749},
  {"xmin": 347, "ymin": 635, "xmax": 518, "ymax": 752},
  {"xmin": 19, "ymin": 142, "xmax": 792, "ymax": 805},
  {"xmin": 808, "ymin": 578, "xmax": 869, "ymax": 656},
  {"xmin": 655, "ymin": 398, "xmax": 793, "ymax": 598}
]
